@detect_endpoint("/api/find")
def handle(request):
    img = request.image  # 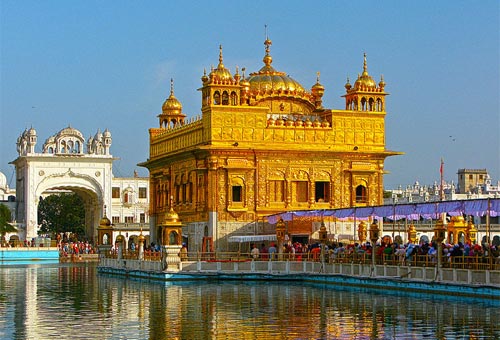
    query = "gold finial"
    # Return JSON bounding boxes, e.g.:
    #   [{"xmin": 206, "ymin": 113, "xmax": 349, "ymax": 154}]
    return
[
  {"xmin": 316, "ymin": 71, "xmax": 321, "ymax": 83},
  {"xmin": 218, "ymin": 44, "xmax": 224, "ymax": 66},
  {"xmin": 264, "ymin": 25, "xmax": 272, "ymax": 55},
  {"xmin": 170, "ymin": 78, "xmax": 174, "ymax": 96},
  {"xmin": 242, "ymin": 67, "xmax": 246, "ymax": 78},
  {"xmin": 235, "ymin": 65, "xmax": 239, "ymax": 75},
  {"xmin": 363, "ymin": 53, "xmax": 368, "ymax": 74}
]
